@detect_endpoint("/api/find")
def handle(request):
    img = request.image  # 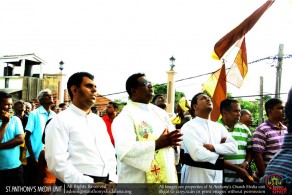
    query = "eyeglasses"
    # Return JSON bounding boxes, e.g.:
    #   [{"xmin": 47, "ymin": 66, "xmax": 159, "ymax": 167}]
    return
[{"xmin": 138, "ymin": 81, "xmax": 152, "ymax": 87}]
